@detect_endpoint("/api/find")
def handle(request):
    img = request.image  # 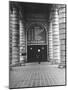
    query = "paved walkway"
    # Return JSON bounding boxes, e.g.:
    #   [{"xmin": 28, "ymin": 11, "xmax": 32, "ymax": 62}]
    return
[{"xmin": 9, "ymin": 62, "xmax": 65, "ymax": 88}]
